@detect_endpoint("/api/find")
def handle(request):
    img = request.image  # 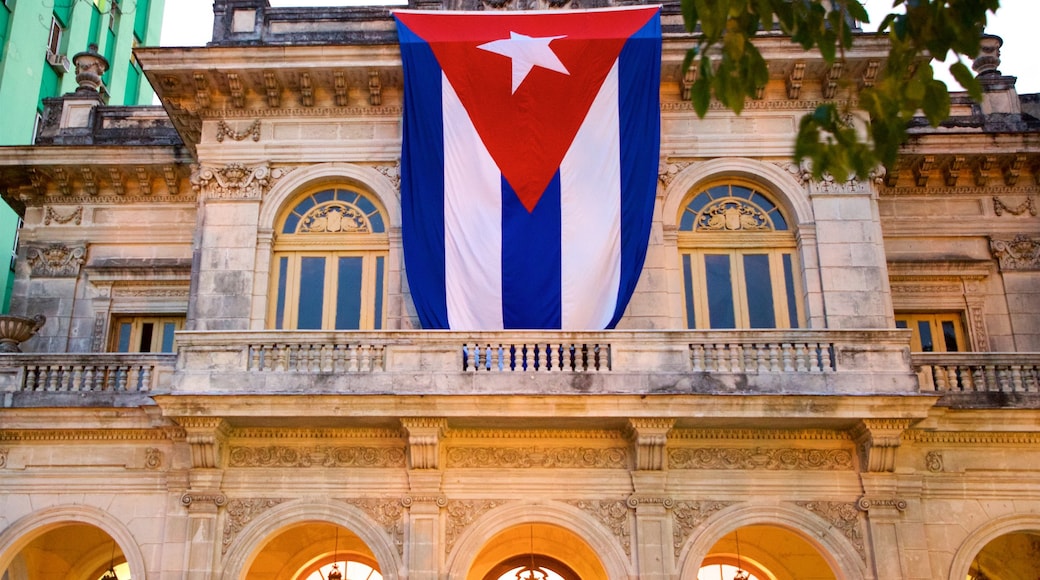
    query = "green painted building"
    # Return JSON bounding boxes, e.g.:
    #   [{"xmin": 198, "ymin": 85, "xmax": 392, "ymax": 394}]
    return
[{"xmin": 0, "ymin": 0, "xmax": 164, "ymax": 311}]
